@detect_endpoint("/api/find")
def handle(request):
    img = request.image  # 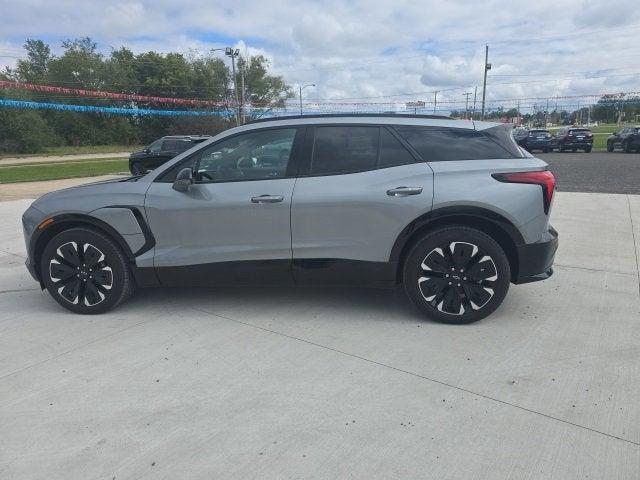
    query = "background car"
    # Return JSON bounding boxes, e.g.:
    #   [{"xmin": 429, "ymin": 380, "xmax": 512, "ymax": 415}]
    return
[
  {"xmin": 607, "ymin": 126, "xmax": 640, "ymax": 153},
  {"xmin": 518, "ymin": 128, "xmax": 552, "ymax": 153},
  {"xmin": 128, "ymin": 135, "xmax": 210, "ymax": 174},
  {"xmin": 551, "ymin": 127, "xmax": 593, "ymax": 152}
]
